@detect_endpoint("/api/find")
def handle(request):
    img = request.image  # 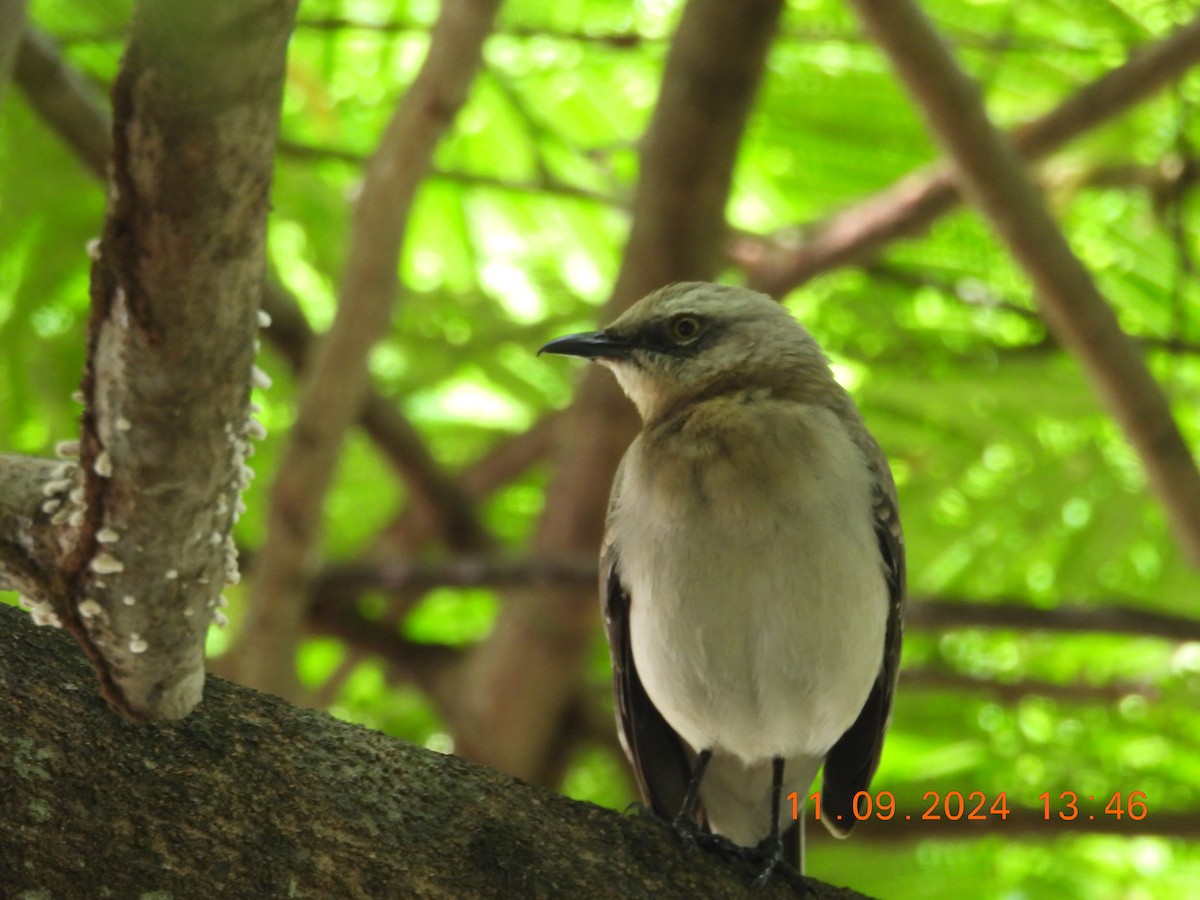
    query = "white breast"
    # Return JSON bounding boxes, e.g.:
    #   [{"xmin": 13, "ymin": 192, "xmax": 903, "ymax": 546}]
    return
[{"xmin": 614, "ymin": 398, "xmax": 888, "ymax": 764}]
